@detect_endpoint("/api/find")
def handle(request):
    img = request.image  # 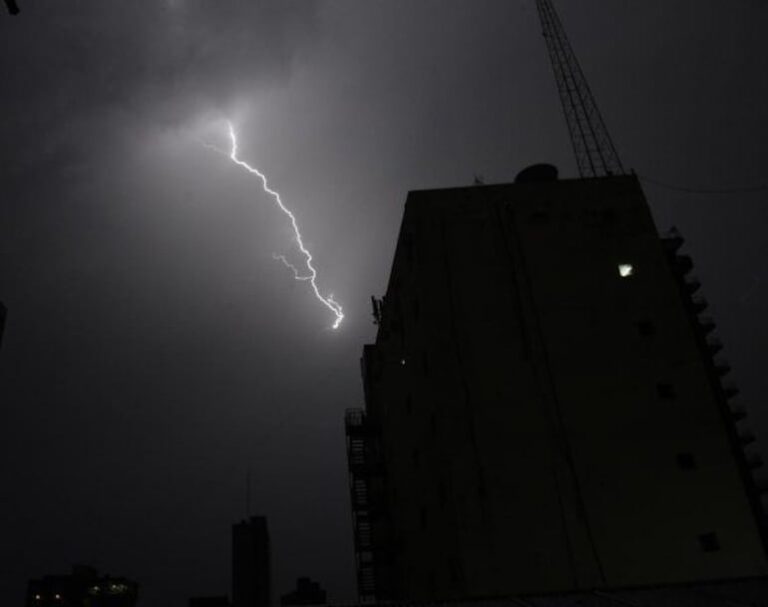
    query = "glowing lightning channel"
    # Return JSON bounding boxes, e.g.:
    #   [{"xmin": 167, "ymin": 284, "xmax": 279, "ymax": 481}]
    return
[
  {"xmin": 223, "ymin": 121, "xmax": 344, "ymax": 330},
  {"xmin": 273, "ymin": 254, "xmax": 311, "ymax": 281}
]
